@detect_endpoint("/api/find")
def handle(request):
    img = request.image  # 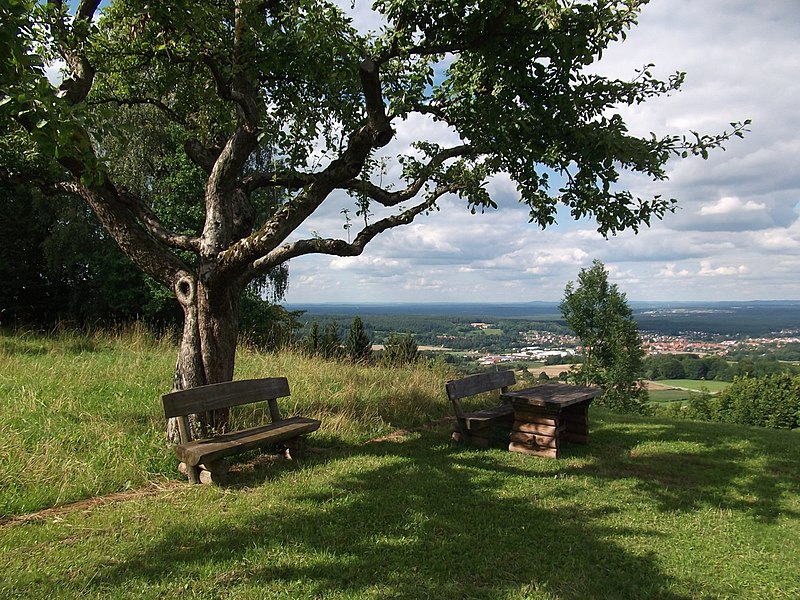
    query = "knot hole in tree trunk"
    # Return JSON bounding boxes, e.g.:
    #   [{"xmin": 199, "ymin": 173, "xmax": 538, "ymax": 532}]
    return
[{"xmin": 175, "ymin": 275, "xmax": 196, "ymax": 307}]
